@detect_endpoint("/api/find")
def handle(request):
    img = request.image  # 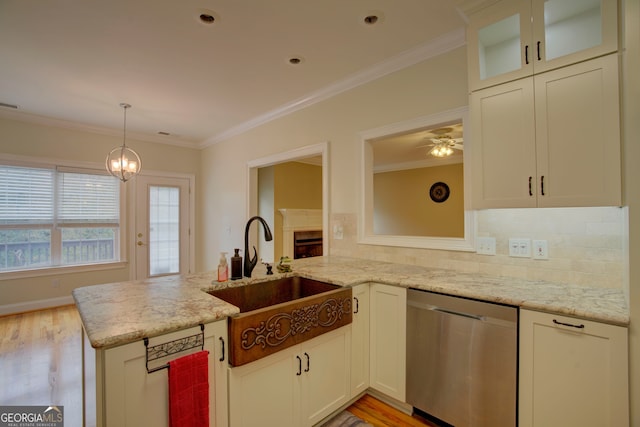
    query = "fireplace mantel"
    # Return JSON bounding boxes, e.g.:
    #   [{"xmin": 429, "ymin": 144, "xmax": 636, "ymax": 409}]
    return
[{"xmin": 278, "ymin": 209, "xmax": 322, "ymax": 257}]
